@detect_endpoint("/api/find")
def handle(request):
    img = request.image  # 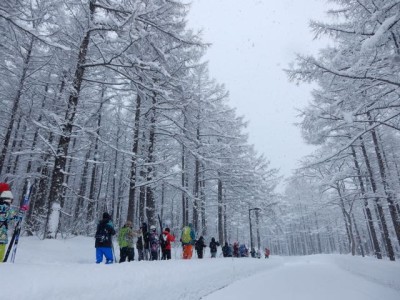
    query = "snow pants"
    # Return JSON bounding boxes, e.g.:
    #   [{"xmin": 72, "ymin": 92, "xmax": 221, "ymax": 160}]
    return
[
  {"xmin": 137, "ymin": 248, "xmax": 150, "ymax": 261},
  {"xmin": 0, "ymin": 243, "xmax": 6, "ymax": 262},
  {"xmin": 211, "ymin": 251, "xmax": 217, "ymax": 258},
  {"xmin": 183, "ymin": 244, "xmax": 193, "ymax": 259},
  {"xmin": 119, "ymin": 247, "xmax": 134, "ymax": 262},
  {"xmin": 96, "ymin": 247, "xmax": 113, "ymax": 264},
  {"xmin": 150, "ymin": 250, "xmax": 158, "ymax": 261},
  {"xmin": 162, "ymin": 249, "xmax": 171, "ymax": 260}
]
